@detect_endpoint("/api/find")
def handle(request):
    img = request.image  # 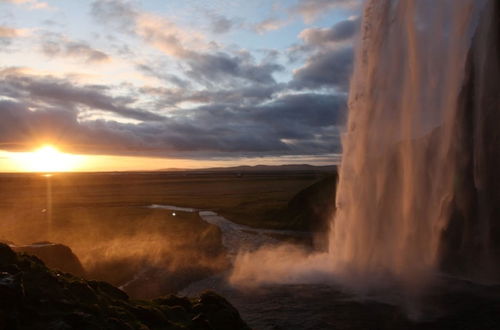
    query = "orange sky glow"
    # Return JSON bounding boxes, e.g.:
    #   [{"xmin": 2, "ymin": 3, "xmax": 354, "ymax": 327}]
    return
[{"xmin": 0, "ymin": 145, "xmax": 340, "ymax": 173}]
